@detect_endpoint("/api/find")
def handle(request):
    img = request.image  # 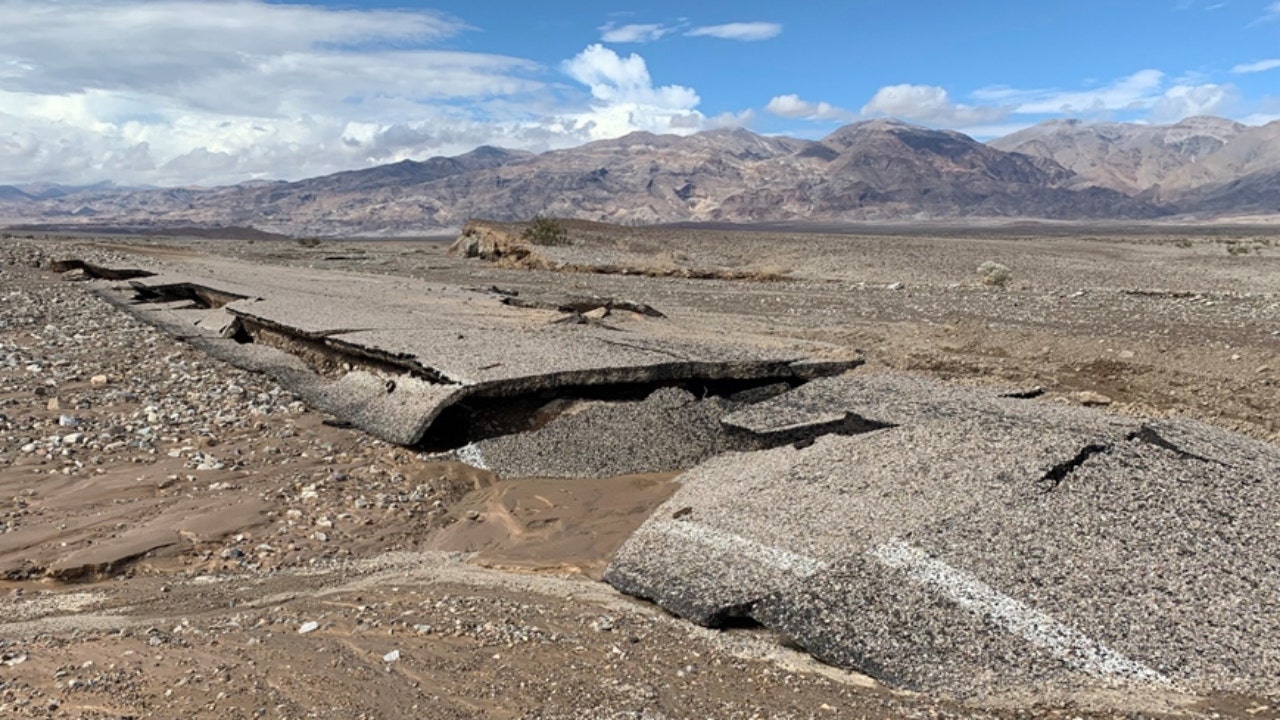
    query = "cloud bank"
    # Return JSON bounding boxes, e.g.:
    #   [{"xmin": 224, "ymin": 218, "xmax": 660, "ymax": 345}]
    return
[
  {"xmin": 0, "ymin": 1, "xmax": 746, "ymax": 186},
  {"xmin": 767, "ymin": 69, "xmax": 1250, "ymax": 138}
]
